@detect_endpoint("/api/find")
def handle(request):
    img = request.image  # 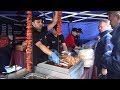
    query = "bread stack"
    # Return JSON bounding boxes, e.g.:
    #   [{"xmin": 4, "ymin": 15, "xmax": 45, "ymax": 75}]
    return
[{"xmin": 78, "ymin": 49, "xmax": 94, "ymax": 67}]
